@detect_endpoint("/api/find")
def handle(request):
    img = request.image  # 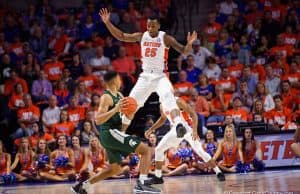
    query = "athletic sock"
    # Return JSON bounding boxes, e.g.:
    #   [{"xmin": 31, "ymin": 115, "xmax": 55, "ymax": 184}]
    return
[
  {"xmin": 139, "ymin": 174, "xmax": 148, "ymax": 184},
  {"xmin": 155, "ymin": 169, "xmax": 162, "ymax": 178},
  {"xmin": 213, "ymin": 167, "xmax": 222, "ymax": 174}
]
